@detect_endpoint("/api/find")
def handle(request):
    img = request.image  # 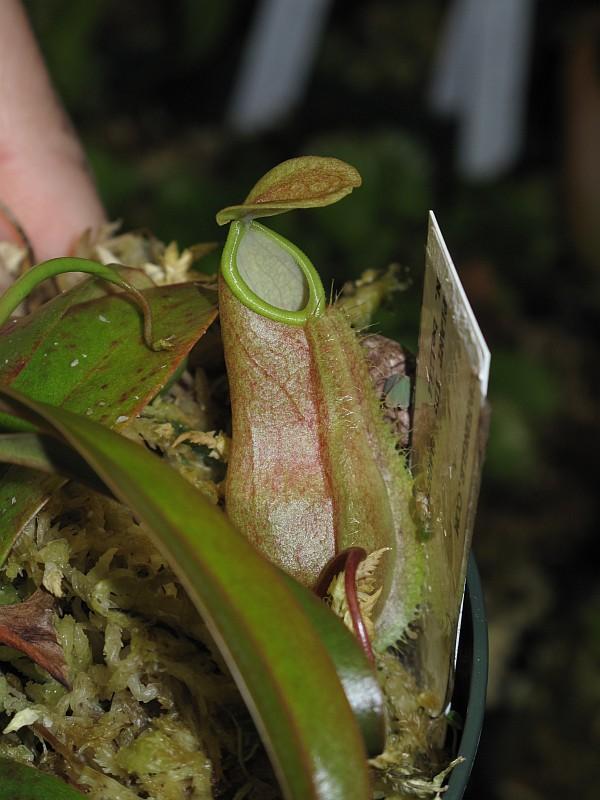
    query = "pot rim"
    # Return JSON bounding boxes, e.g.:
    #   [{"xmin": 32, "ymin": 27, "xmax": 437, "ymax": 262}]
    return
[{"xmin": 444, "ymin": 554, "xmax": 488, "ymax": 799}]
